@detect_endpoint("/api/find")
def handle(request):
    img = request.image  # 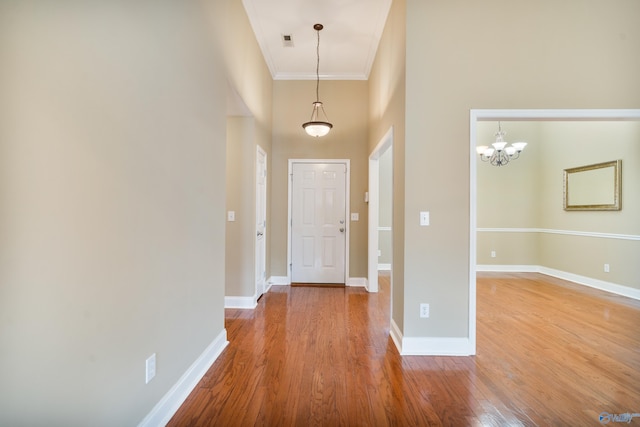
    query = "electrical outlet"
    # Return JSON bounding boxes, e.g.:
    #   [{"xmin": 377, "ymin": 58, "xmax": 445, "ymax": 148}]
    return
[
  {"xmin": 491, "ymin": 251, "xmax": 496, "ymax": 258},
  {"xmin": 145, "ymin": 353, "xmax": 156, "ymax": 384},
  {"xmin": 420, "ymin": 303, "xmax": 430, "ymax": 318},
  {"xmin": 604, "ymin": 264, "xmax": 610, "ymax": 273}
]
